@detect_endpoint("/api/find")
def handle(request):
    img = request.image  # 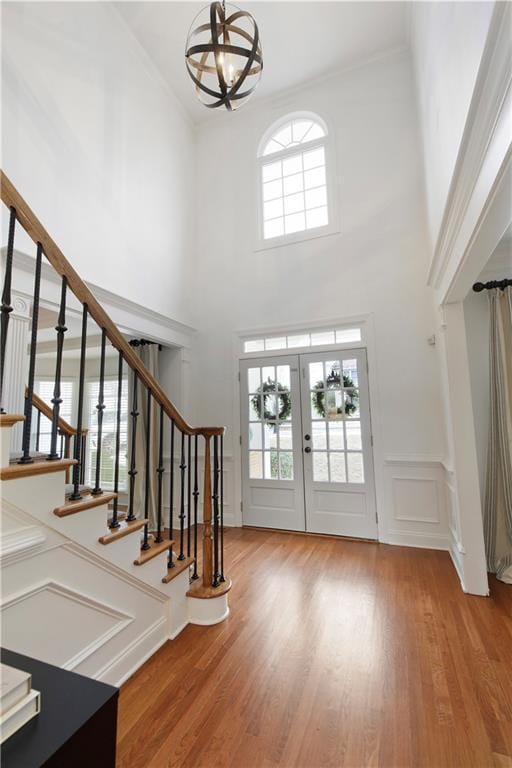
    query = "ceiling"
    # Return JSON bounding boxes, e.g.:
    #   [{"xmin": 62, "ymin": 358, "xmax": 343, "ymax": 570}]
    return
[{"xmin": 114, "ymin": 1, "xmax": 408, "ymax": 124}]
